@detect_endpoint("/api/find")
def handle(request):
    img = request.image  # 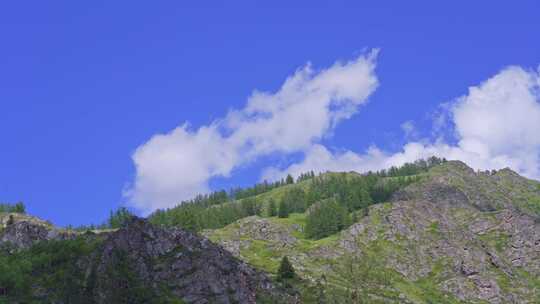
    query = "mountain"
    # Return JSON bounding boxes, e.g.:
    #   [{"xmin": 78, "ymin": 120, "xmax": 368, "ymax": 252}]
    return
[
  {"xmin": 1, "ymin": 160, "xmax": 539, "ymax": 303},
  {"xmin": 204, "ymin": 161, "xmax": 540, "ymax": 303},
  {"xmin": 0, "ymin": 215, "xmax": 292, "ymax": 303}
]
